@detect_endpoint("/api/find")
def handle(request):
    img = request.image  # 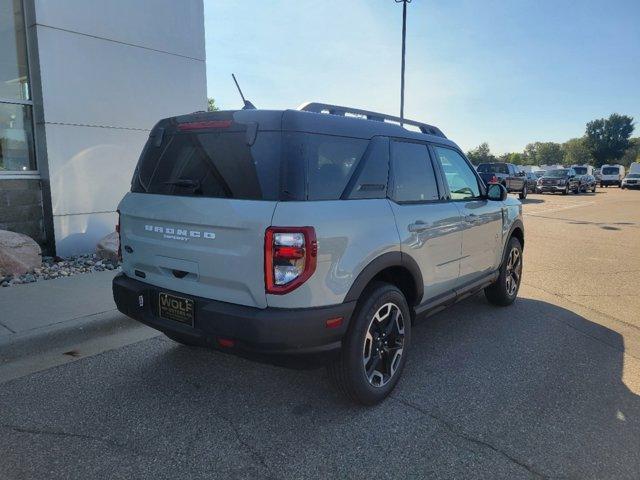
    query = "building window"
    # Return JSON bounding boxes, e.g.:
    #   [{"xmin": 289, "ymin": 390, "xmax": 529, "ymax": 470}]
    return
[{"xmin": 0, "ymin": 0, "xmax": 36, "ymax": 173}]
